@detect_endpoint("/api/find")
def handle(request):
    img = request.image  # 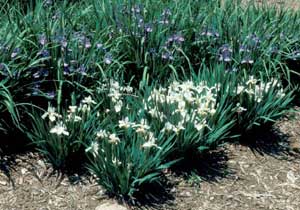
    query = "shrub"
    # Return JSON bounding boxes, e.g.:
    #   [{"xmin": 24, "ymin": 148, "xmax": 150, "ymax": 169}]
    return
[
  {"xmin": 231, "ymin": 74, "xmax": 294, "ymax": 135},
  {"xmin": 142, "ymin": 77, "xmax": 235, "ymax": 157},
  {"xmin": 82, "ymin": 81, "xmax": 177, "ymax": 198},
  {"xmin": 85, "ymin": 117, "xmax": 175, "ymax": 199},
  {"xmin": 26, "ymin": 96, "xmax": 98, "ymax": 168}
]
